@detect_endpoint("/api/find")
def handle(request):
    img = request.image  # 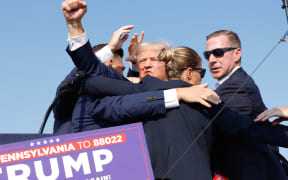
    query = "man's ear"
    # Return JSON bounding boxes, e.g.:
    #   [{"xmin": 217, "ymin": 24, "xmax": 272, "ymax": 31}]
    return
[
  {"xmin": 105, "ymin": 59, "xmax": 113, "ymax": 67},
  {"xmin": 234, "ymin": 48, "xmax": 242, "ymax": 64}
]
